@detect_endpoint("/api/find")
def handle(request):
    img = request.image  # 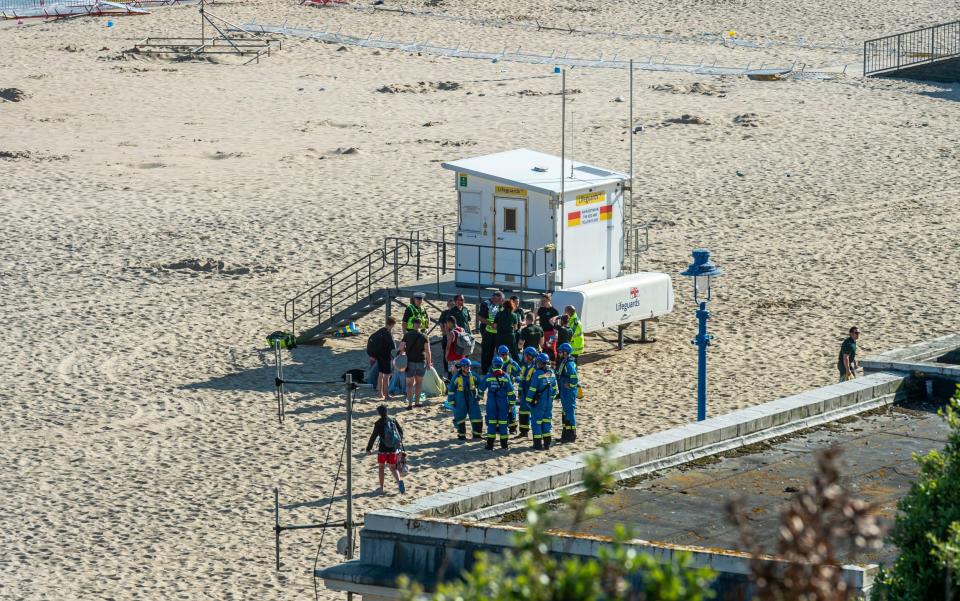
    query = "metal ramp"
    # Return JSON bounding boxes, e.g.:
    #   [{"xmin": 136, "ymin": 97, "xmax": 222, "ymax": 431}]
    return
[{"xmin": 864, "ymin": 20, "xmax": 960, "ymax": 82}]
